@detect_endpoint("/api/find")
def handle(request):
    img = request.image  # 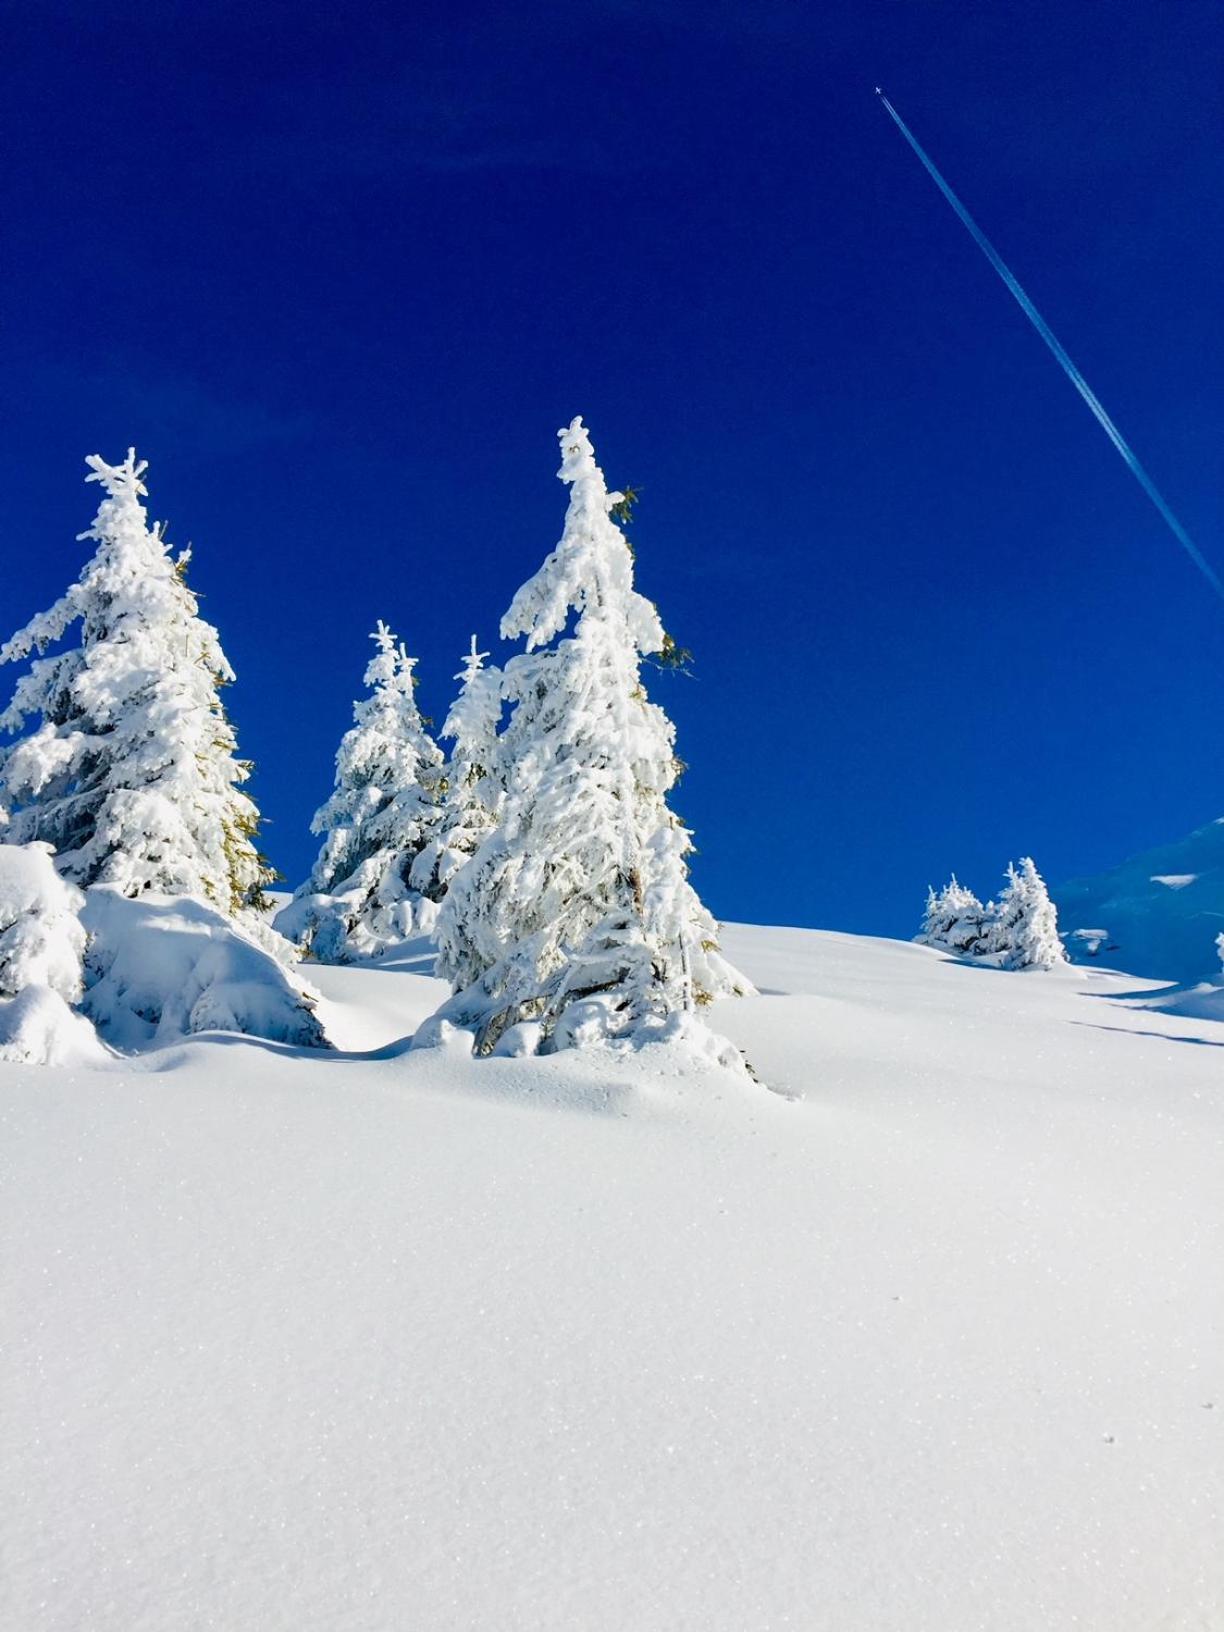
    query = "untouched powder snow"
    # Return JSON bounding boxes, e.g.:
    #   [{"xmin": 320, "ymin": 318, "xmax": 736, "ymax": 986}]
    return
[{"xmin": 3, "ymin": 924, "xmax": 1222, "ymax": 1630}]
